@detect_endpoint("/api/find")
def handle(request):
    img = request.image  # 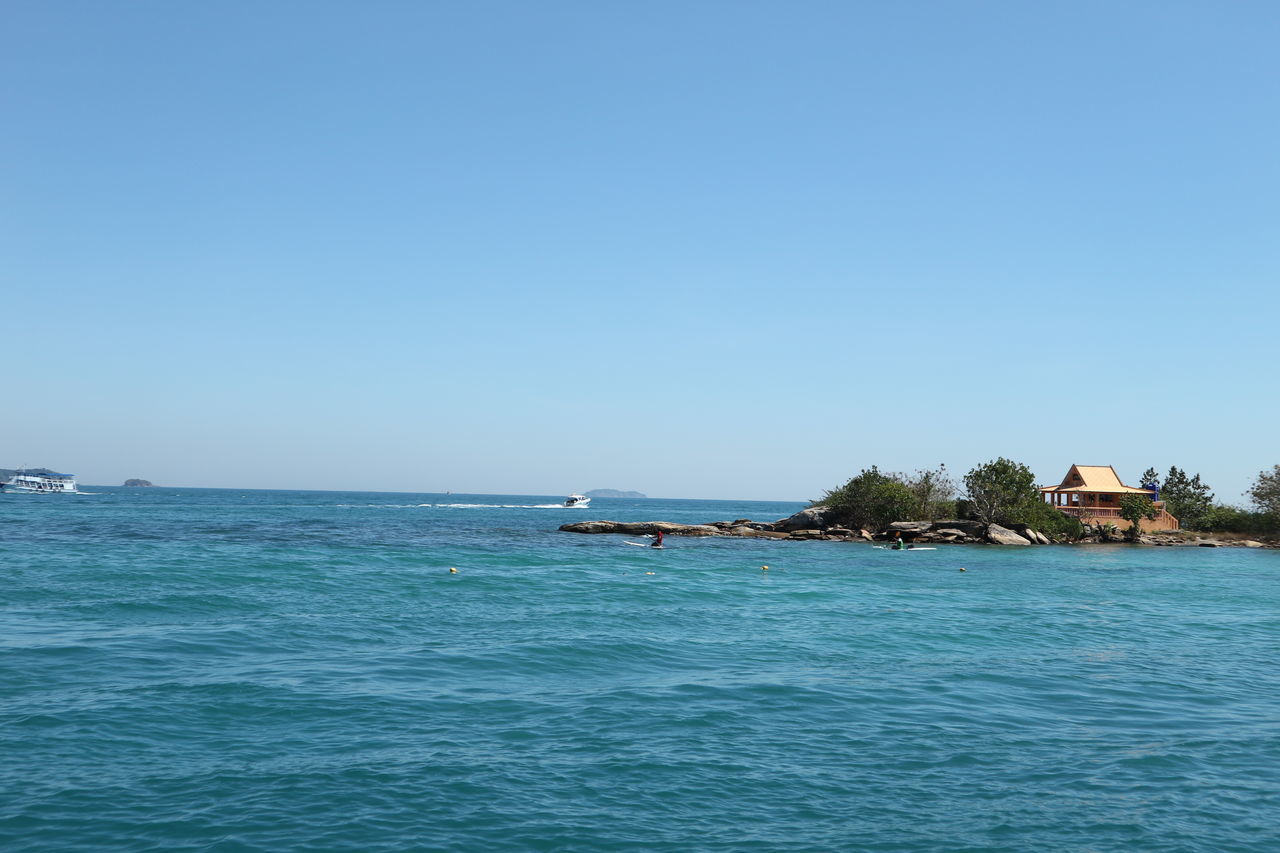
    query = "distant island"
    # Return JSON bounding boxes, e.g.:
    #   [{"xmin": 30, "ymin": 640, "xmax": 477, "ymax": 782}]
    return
[
  {"xmin": 1, "ymin": 467, "xmax": 56, "ymax": 480},
  {"xmin": 583, "ymin": 489, "xmax": 647, "ymax": 499},
  {"xmin": 123, "ymin": 479, "xmax": 154, "ymax": 487}
]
